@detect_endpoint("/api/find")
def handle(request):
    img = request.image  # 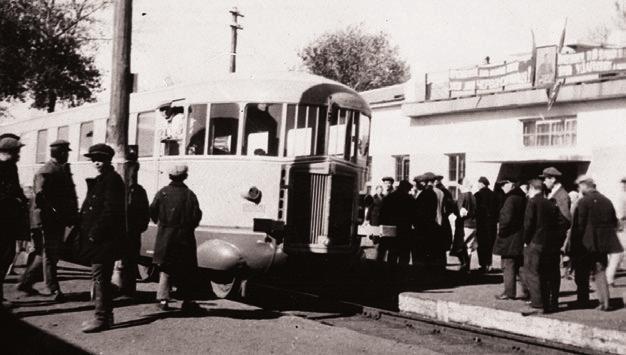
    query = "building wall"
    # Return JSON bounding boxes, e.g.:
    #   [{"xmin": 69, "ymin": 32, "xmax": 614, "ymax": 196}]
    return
[{"xmin": 368, "ymin": 97, "xmax": 626, "ymax": 206}]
